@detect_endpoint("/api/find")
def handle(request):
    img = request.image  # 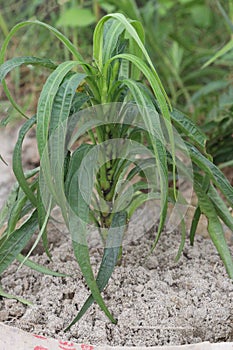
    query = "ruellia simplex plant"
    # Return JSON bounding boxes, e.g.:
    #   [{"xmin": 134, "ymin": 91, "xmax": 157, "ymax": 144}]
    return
[{"xmin": 0, "ymin": 13, "xmax": 233, "ymax": 328}]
